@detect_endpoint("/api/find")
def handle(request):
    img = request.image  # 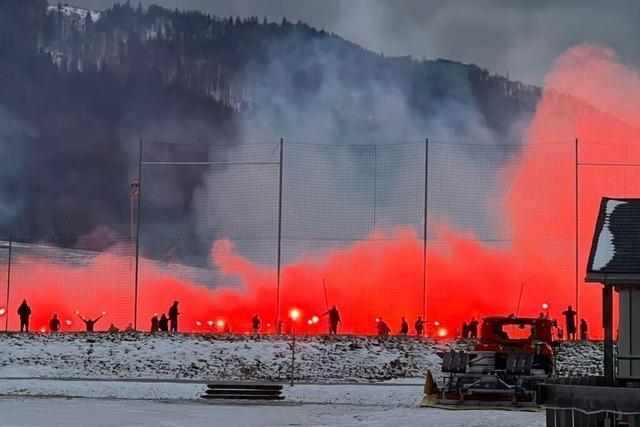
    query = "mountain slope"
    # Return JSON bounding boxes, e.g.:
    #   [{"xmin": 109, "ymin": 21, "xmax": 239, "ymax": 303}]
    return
[{"xmin": 0, "ymin": 1, "xmax": 540, "ymax": 243}]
